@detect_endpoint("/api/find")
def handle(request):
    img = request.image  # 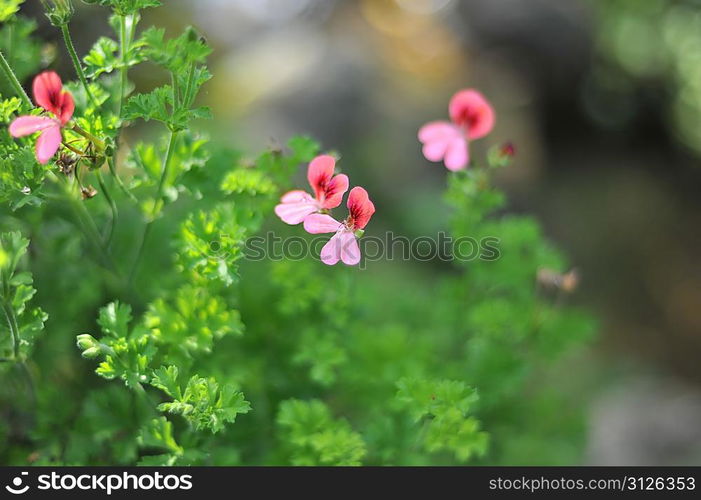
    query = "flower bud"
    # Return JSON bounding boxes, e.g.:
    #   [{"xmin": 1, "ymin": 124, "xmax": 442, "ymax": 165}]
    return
[
  {"xmin": 76, "ymin": 333, "xmax": 98, "ymax": 351},
  {"xmin": 80, "ymin": 347, "xmax": 102, "ymax": 359},
  {"xmin": 40, "ymin": 0, "xmax": 74, "ymax": 26}
]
